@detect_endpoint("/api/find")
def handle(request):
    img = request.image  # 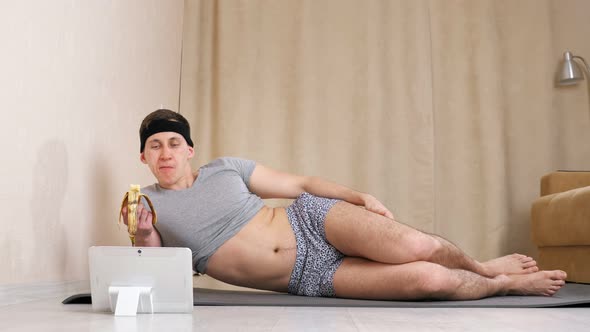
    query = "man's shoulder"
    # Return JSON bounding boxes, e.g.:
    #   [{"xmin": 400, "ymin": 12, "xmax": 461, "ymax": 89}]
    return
[
  {"xmin": 205, "ymin": 156, "xmax": 254, "ymax": 167},
  {"xmin": 141, "ymin": 183, "xmax": 159, "ymax": 194}
]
